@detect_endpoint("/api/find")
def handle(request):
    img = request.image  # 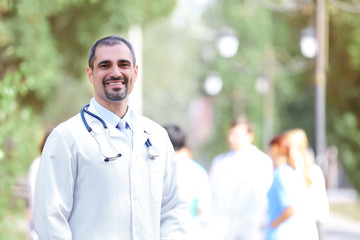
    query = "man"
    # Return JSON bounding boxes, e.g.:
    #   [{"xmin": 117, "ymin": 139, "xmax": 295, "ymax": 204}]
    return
[
  {"xmin": 34, "ymin": 36, "xmax": 188, "ymax": 239},
  {"xmin": 164, "ymin": 124, "xmax": 212, "ymax": 239},
  {"xmin": 209, "ymin": 115, "xmax": 273, "ymax": 240},
  {"xmin": 164, "ymin": 124, "xmax": 211, "ymax": 219}
]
